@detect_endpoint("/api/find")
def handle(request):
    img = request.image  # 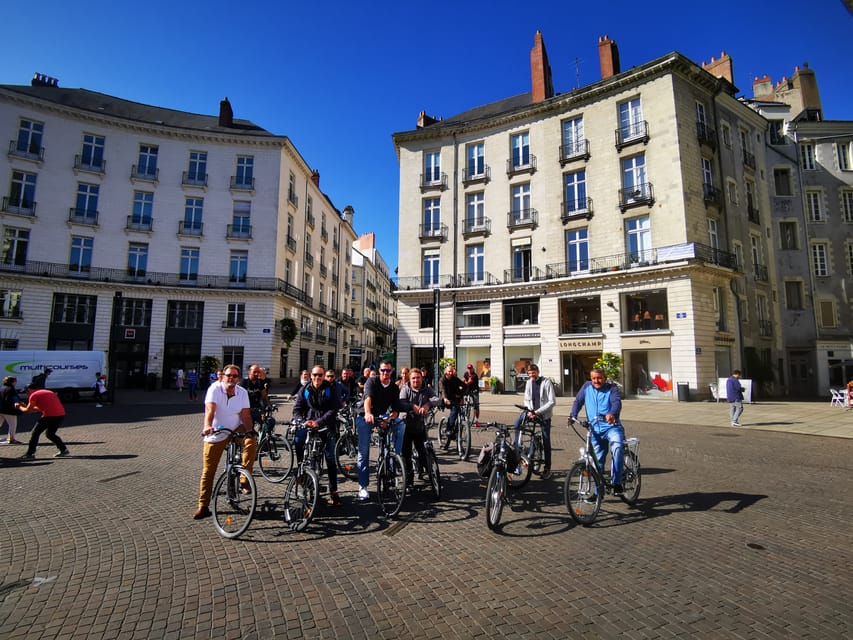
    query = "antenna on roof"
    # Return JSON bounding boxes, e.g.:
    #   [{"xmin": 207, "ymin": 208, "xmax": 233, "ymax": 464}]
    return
[{"xmin": 574, "ymin": 57, "xmax": 583, "ymax": 90}]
